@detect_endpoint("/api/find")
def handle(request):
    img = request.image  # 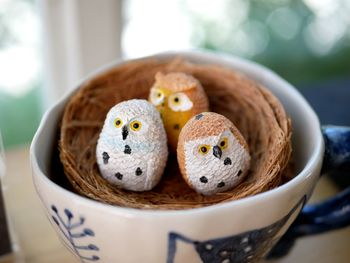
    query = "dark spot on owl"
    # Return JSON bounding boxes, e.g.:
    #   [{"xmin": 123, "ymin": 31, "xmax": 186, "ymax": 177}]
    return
[
  {"xmin": 135, "ymin": 167, "xmax": 143, "ymax": 176},
  {"xmin": 122, "ymin": 126, "xmax": 129, "ymax": 140},
  {"xmin": 217, "ymin": 181, "xmax": 225, "ymax": 188},
  {"xmin": 102, "ymin": 152, "xmax": 110, "ymax": 164},
  {"xmin": 200, "ymin": 176, "xmax": 208, "ymax": 183},
  {"xmin": 237, "ymin": 170, "xmax": 242, "ymax": 176},
  {"xmin": 115, "ymin": 172, "xmax": 123, "ymax": 180},
  {"xmin": 173, "ymin": 124, "xmax": 180, "ymax": 130},
  {"xmin": 124, "ymin": 145, "xmax": 131, "ymax": 154},
  {"xmin": 195, "ymin": 113, "xmax": 204, "ymax": 120},
  {"xmin": 224, "ymin": 157, "xmax": 232, "ymax": 165}
]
